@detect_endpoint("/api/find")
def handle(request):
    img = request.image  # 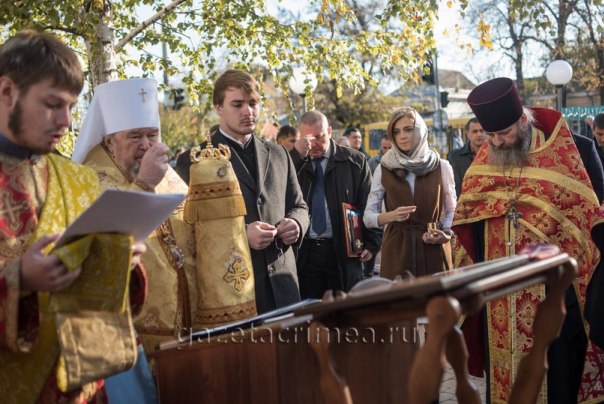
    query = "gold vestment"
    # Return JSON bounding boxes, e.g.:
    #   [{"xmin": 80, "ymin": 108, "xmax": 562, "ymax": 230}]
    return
[
  {"xmin": 83, "ymin": 144, "xmax": 198, "ymax": 354},
  {"xmin": 0, "ymin": 153, "xmax": 135, "ymax": 403},
  {"xmin": 185, "ymin": 144, "xmax": 256, "ymax": 325}
]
